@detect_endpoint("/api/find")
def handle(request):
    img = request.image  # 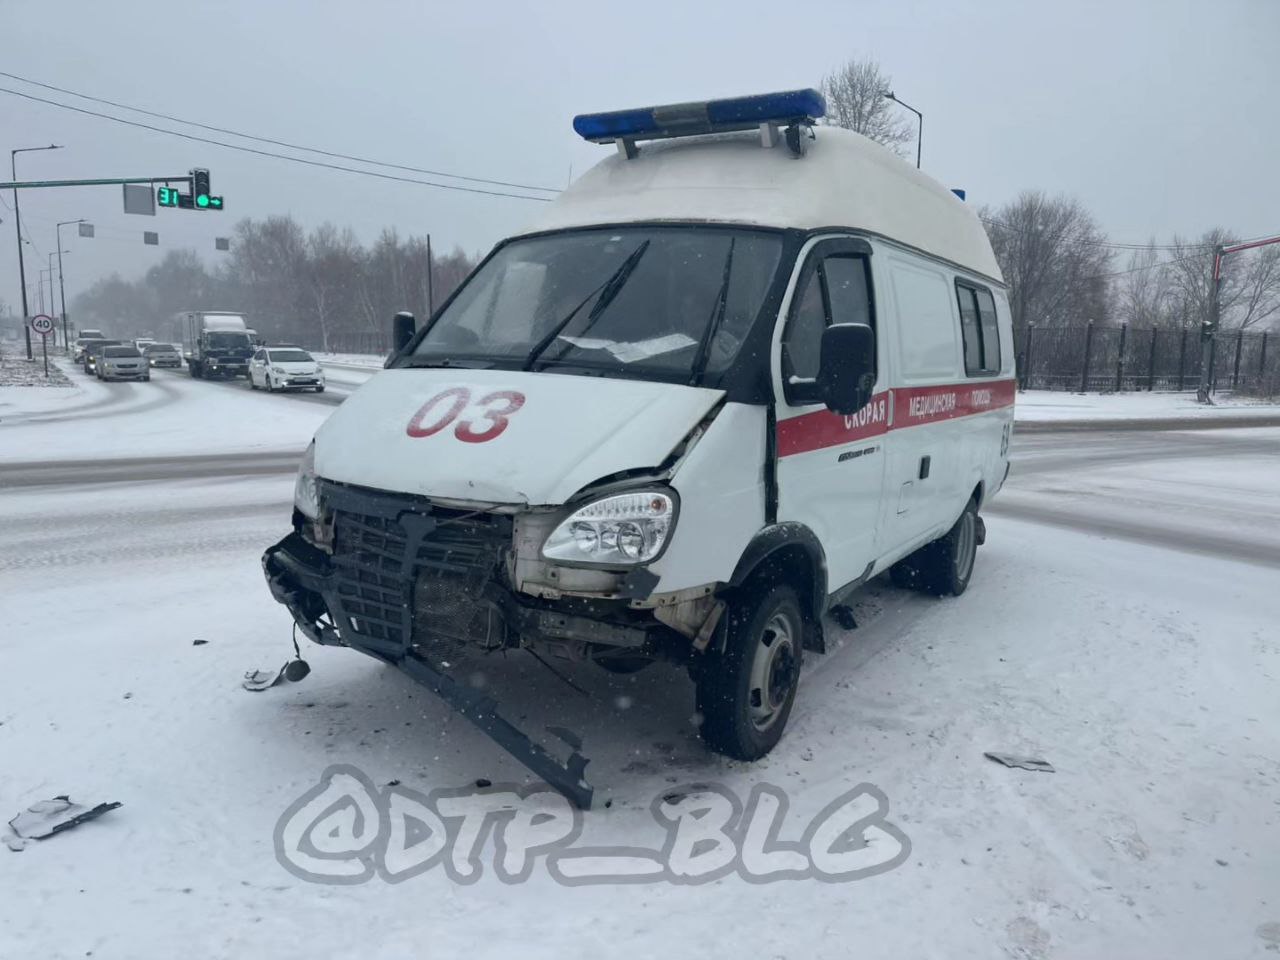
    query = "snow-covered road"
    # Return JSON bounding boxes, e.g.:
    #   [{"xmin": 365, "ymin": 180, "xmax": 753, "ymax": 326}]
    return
[{"xmin": 2, "ymin": 369, "xmax": 1279, "ymax": 960}]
